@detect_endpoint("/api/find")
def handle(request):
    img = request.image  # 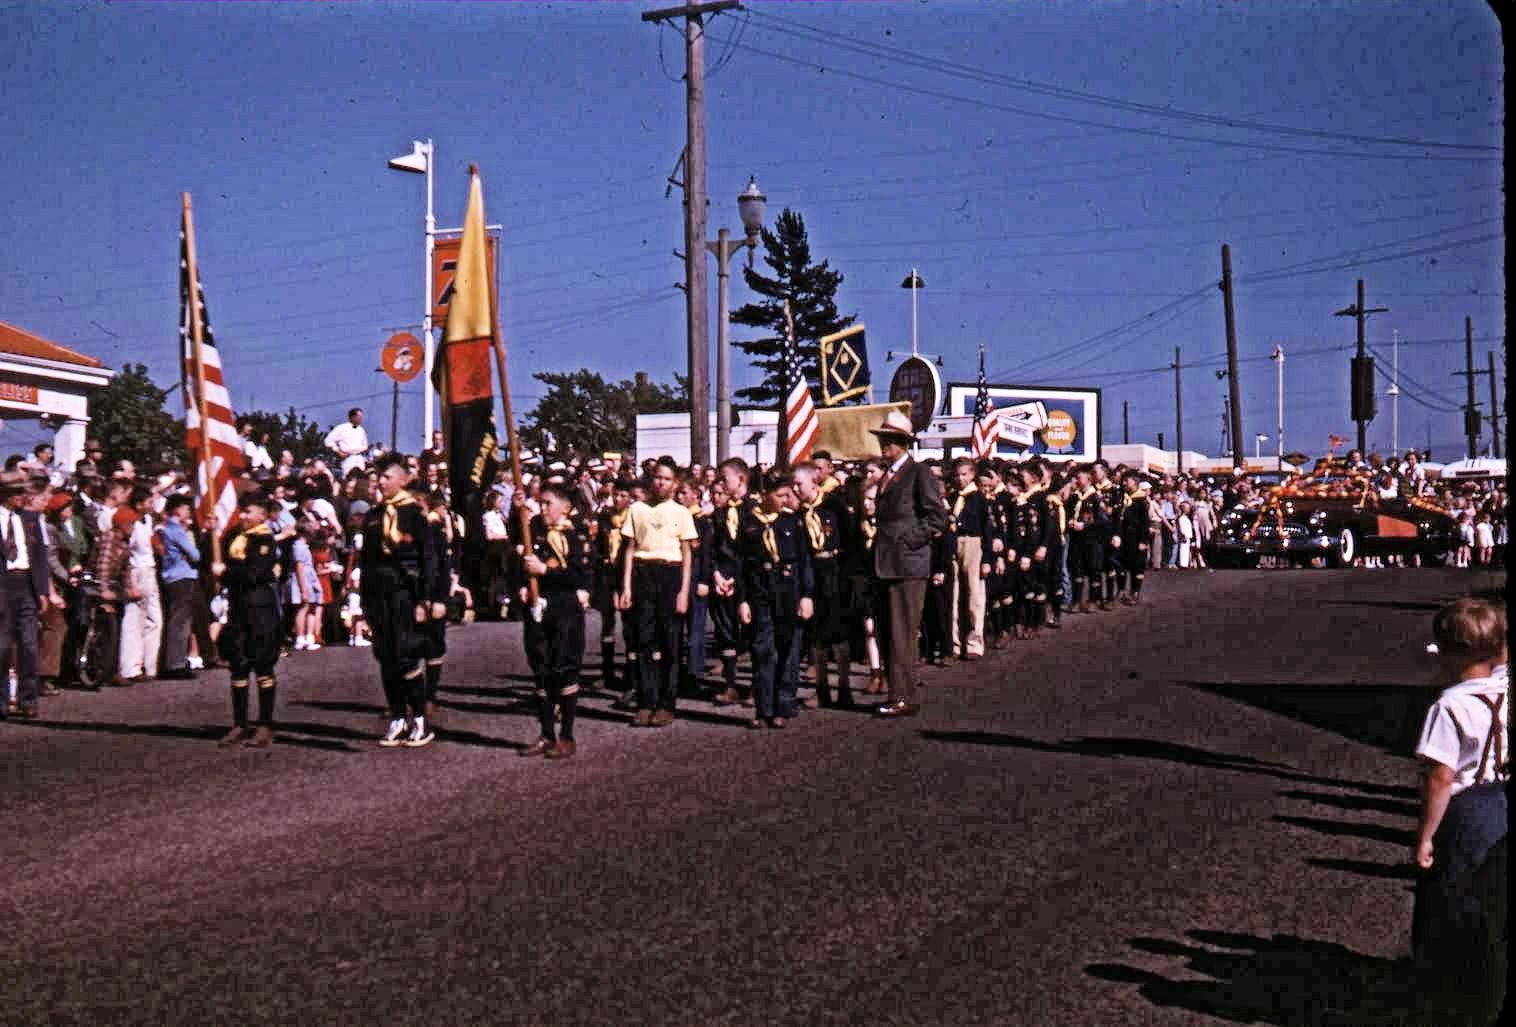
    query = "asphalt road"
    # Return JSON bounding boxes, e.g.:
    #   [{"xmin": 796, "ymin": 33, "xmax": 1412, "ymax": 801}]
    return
[{"xmin": 1, "ymin": 566, "xmax": 1504, "ymax": 1026}]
